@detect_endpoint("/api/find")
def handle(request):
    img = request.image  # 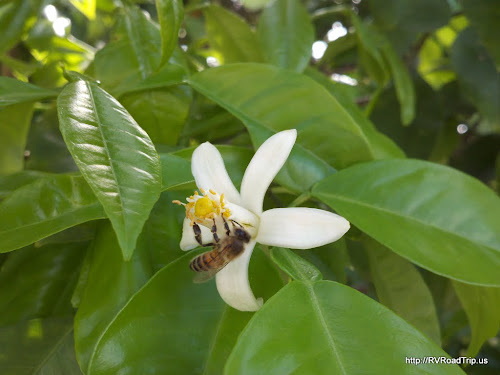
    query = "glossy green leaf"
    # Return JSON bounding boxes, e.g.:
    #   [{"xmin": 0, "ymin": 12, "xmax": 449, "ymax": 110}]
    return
[
  {"xmin": 271, "ymin": 247, "xmax": 322, "ymax": 282},
  {"xmin": 69, "ymin": 0, "xmax": 96, "ymax": 20},
  {"xmin": 204, "ymin": 5, "xmax": 264, "ymax": 64},
  {"xmin": 0, "ymin": 242, "xmax": 87, "ymax": 326},
  {"xmin": 298, "ymin": 239, "xmax": 349, "ymax": 283},
  {"xmin": 57, "ymin": 80, "xmax": 162, "ymax": 260},
  {"xmin": 0, "ymin": 175, "xmax": 104, "ymax": 253},
  {"xmin": 160, "ymin": 153, "xmax": 195, "ymax": 191},
  {"xmin": 0, "ymin": 102, "xmax": 33, "ymax": 175},
  {"xmin": 87, "ymin": 248, "xmax": 282, "ymax": 374},
  {"xmin": 365, "ymin": 238, "xmax": 441, "ymax": 345},
  {"xmin": 188, "ymin": 63, "xmax": 403, "ymax": 170},
  {"xmin": 0, "ymin": 170, "xmax": 48, "ymax": 200},
  {"xmin": 313, "ymin": 159, "xmax": 500, "ymax": 286},
  {"xmin": 0, "ymin": 0, "xmax": 40, "ymax": 54},
  {"xmin": 461, "ymin": 0, "xmax": 500, "ymax": 65},
  {"xmin": 156, "ymin": 0, "xmax": 184, "ymax": 67},
  {"xmin": 257, "ymin": 0, "xmax": 314, "ymax": 72},
  {"xmin": 0, "ymin": 317, "xmax": 82, "ymax": 375},
  {"xmin": 120, "ymin": 86, "xmax": 191, "ymax": 145},
  {"xmin": 0, "ymin": 77, "xmax": 57, "ymax": 106},
  {"xmin": 453, "ymin": 281, "xmax": 500, "ymax": 357},
  {"xmin": 450, "ymin": 27, "xmax": 500, "ymax": 132},
  {"xmin": 34, "ymin": 222, "xmax": 96, "ymax": 247},
  {"xmin": 74, "ymin": 222, "xmax": 153, "ymax": 373},
  {"xmin": 226, "ymin": 281, "xmax": 464, "ymax": 375}
]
